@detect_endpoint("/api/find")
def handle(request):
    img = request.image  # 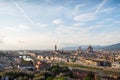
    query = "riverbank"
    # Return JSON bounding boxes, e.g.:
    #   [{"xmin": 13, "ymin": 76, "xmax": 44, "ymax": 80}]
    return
[{"xmin": 59, "ymin": 63, "xmax": 120, "ymax": 77}]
